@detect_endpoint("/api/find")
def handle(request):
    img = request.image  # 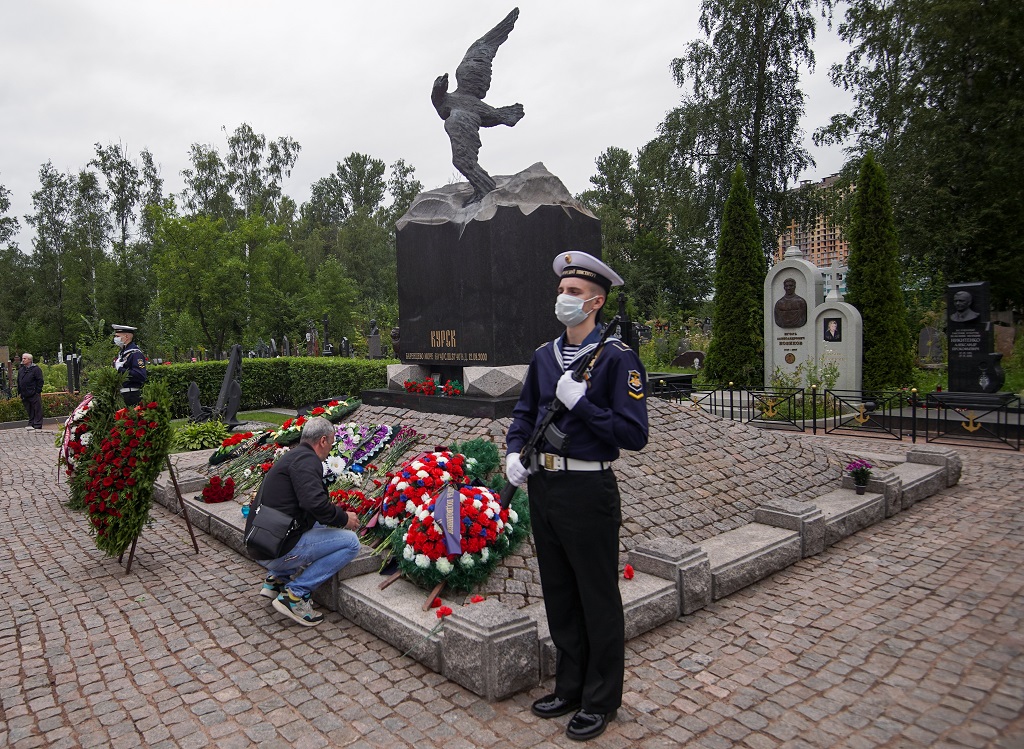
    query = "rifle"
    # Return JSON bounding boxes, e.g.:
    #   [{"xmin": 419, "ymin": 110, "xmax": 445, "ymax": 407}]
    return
[{"xmin": 499, "ymin": 315, "xmax": 622, "ymax": 509}]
